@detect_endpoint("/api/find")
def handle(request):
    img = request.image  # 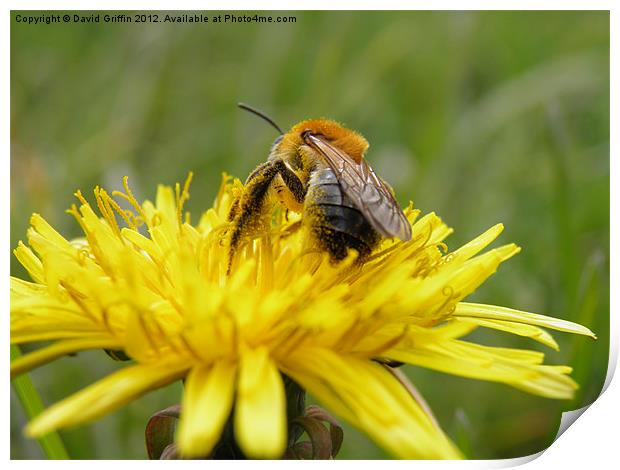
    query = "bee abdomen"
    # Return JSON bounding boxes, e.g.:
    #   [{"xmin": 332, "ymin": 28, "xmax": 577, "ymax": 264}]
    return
[{"xmin": 305, "ymin": 168, "xmax": 380, "ymax": 261}]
